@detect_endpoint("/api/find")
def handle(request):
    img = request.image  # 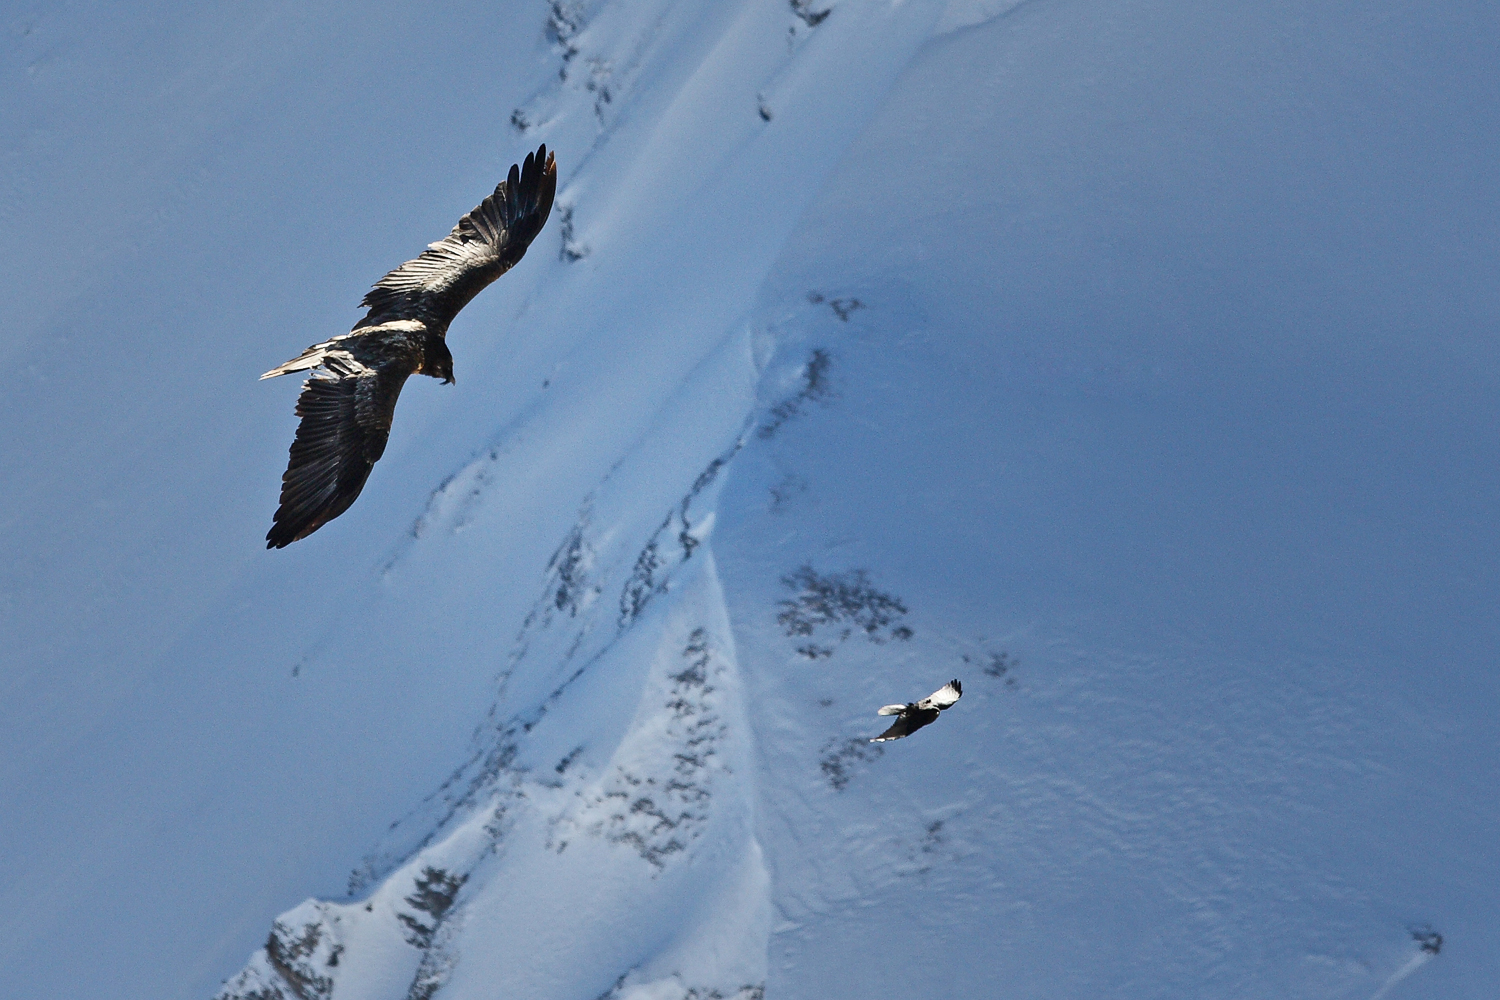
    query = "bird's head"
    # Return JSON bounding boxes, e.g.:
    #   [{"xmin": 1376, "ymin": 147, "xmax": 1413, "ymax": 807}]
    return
[{"xmin": 426, "ymin": 339, "xmax": 456, "ymax": 384}]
